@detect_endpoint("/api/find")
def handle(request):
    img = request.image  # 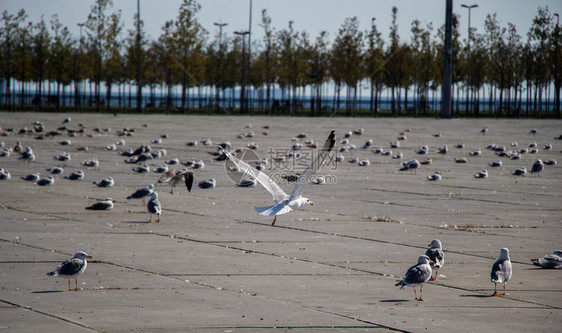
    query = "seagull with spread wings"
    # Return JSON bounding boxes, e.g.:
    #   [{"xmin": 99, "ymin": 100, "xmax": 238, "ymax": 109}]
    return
[{"xmin": 222, "ymin": 130, "xmax": 335, "ymax": 226}]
